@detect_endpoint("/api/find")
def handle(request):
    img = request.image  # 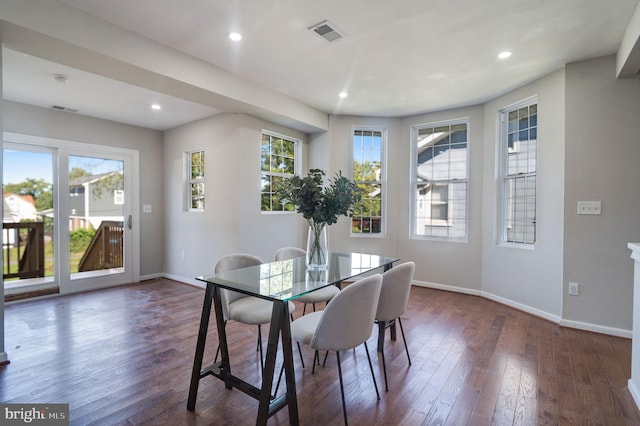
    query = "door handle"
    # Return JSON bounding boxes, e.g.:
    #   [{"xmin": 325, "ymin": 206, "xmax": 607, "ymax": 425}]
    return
[{"xmin": 127, "ymin": 215, "xmax": 132, "ymax": 230}]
